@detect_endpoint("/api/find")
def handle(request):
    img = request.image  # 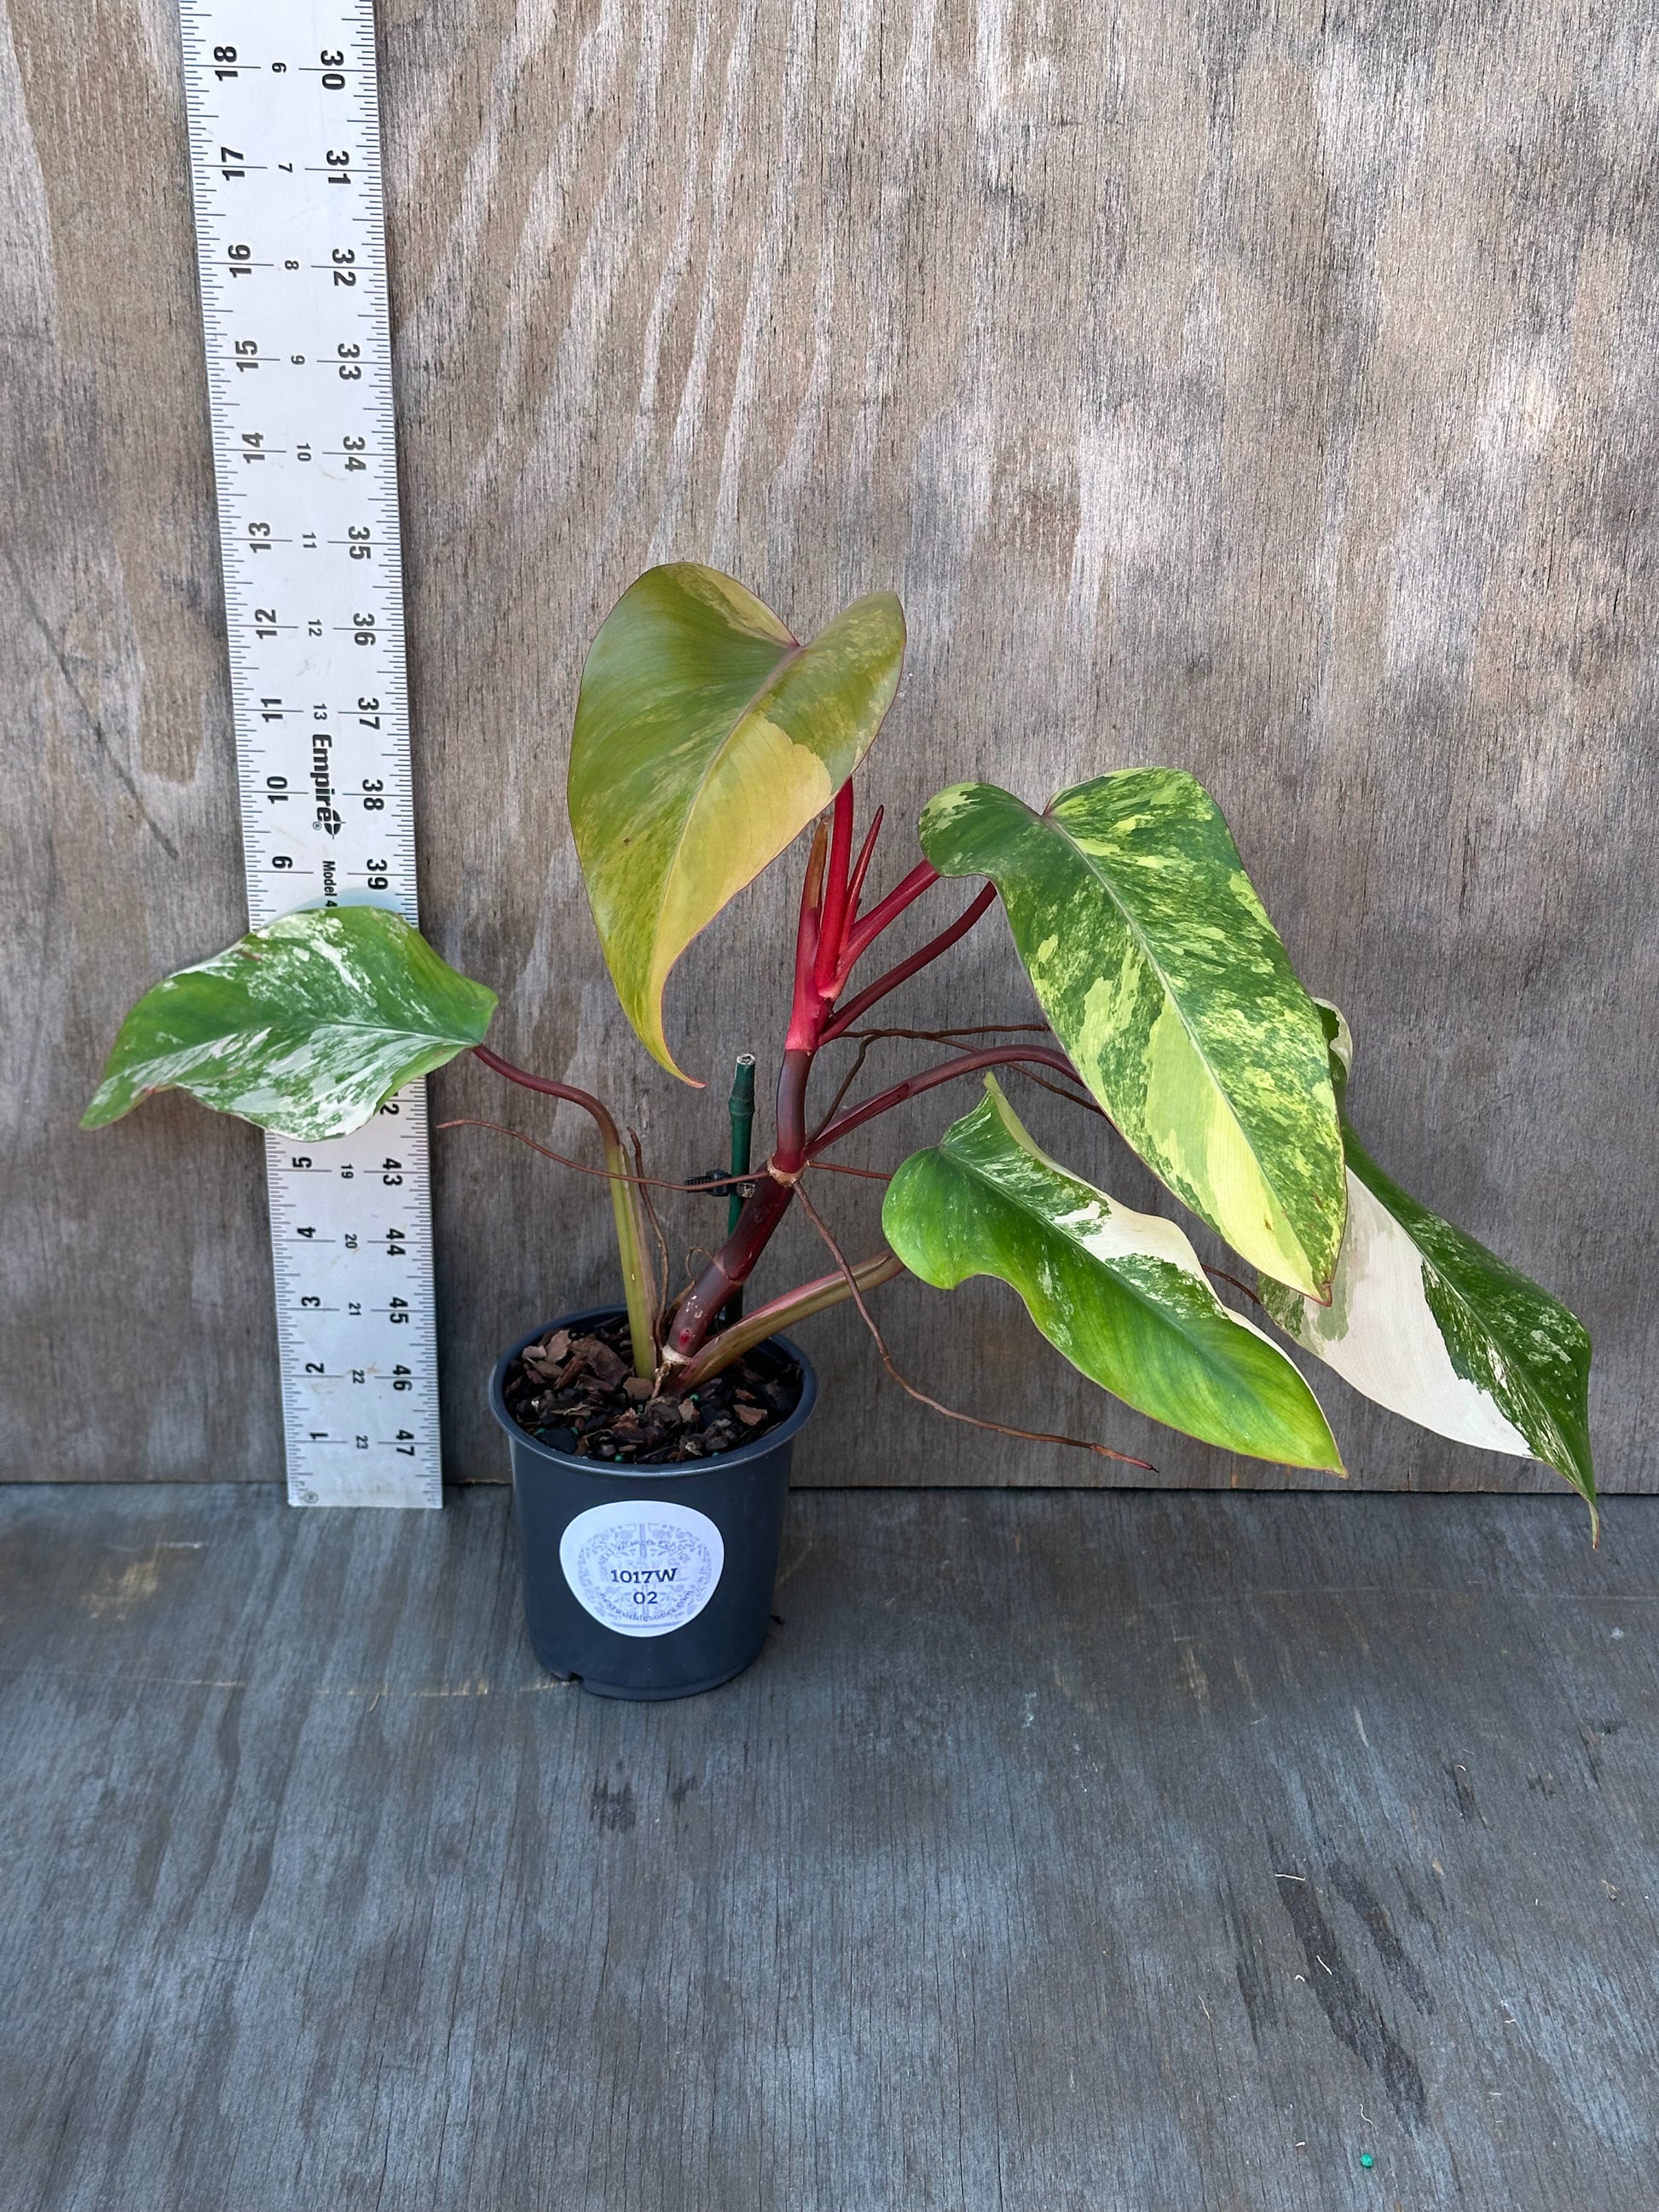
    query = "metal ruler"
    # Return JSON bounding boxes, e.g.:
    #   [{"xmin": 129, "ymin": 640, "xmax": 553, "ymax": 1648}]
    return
[{"xmin": 179, "ymin": 0, "xmax": 441, "ymax": 1506}]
